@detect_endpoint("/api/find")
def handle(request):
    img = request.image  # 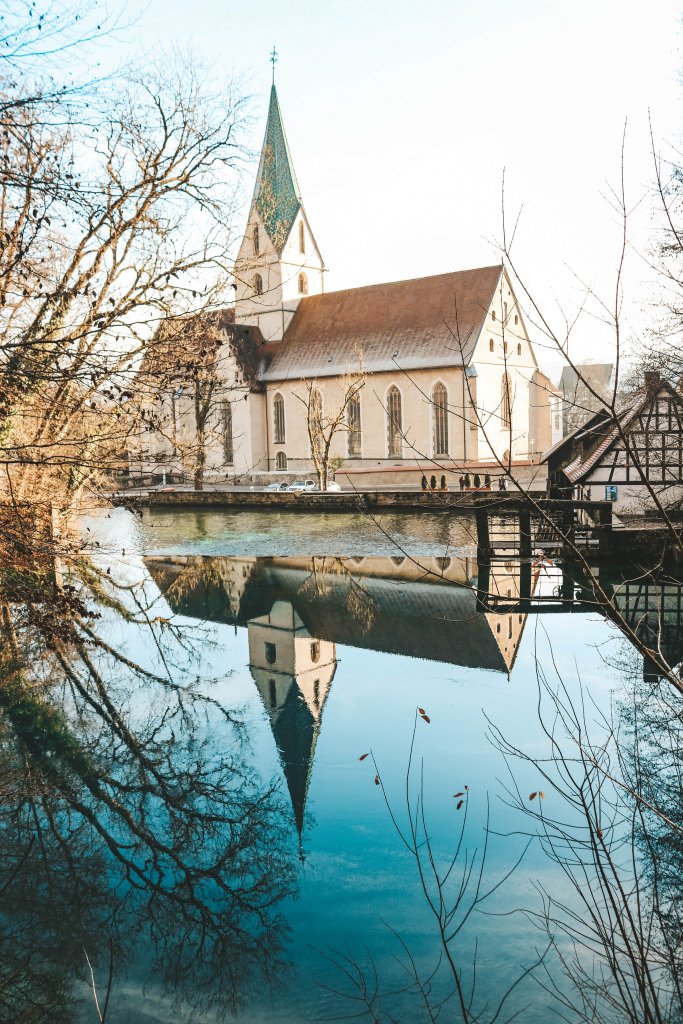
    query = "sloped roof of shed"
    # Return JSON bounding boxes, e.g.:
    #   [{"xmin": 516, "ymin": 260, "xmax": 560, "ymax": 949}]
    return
[{"xmin": 259, "ymin": 265, "xmax": 502, "ymax": 381}]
